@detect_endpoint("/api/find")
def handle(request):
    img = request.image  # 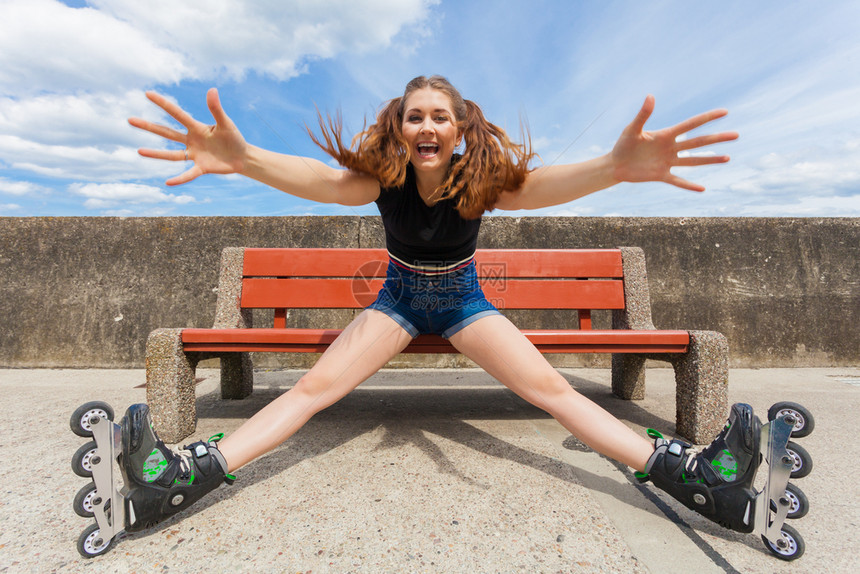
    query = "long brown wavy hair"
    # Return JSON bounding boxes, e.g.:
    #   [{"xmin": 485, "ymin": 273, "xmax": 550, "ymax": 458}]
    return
[{"xmin": 309, "ymin": 75, "xmax": 535, "ymax": 219}]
